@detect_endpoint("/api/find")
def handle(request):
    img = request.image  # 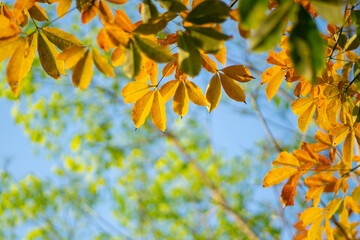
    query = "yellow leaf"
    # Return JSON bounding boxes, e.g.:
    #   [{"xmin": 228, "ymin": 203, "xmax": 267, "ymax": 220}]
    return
[
  {"xmin": 262, "ymin": 66, "xmax": 285, "ymax": 102},
  {"xmin": 173, "ymin": 82, "xmax": 189, "ymax": 117},
  {"xmin": 38, "ymin": 32, "xmax": 65, "ymax": 79},
  {"xmin": 263, "ymin": 166, "xmax": 298, "ymax": 188},
  {"xmin": 305, "ymin": 186, "xmax": 324, "ymax": 207},
  {"xmin": 122, "ymin": 81, "xmax": 152, "ymax": 103},
  {"xmin": 307, "ymin": 216, "xmax": 323, "ymax": 240},
  {"xmin": 299, "ymin": 207, "xmax": 324, "ymax": 226},
  {"xmin": 201, "ymin": 52, "xmax": 218, "ymax": 73},
  {"xmin": 57, "ymin": 0, "xmax": 72, "ymax": 18},
  {"xmin": 58, "ymin": 46, "xmax": 87, "ymax": 70},
  {"xmin": 114, "ymin": 10, "xmax": 135, "ymax": 32},
  {"xmin": 325, "ymin": 198, "xmax": 342, "ymax": 219},
  {"xmin": 272, "ymin": 151, "xmax": 300, "ymax": 168},
  {"xmin": 92, "ymin": 47, "xmax": 115, "ymax": 77},
  {"xmin": 342, "ymin": 132, "xmax": 354, "ymax": 167},
  {"xmin": 72, "ymin": 50, "xmax": 93, "ymax": 90},
  {"xmin": 6, "ymin": 33, "xmax": 37, "ymax": 97},
  {"xmin": 330, "ymin": 126, "xmax": 350, "ymax": 146},
  {"xmin": 206, "ymin": 74, "xmax": 222, "ymax": 112},
  {"xmin": 291, "ymin": 97, "xmax": 313, "ymax": 115},
  {"xmin": 185, "ymin": 80, "xmax": 208, "ymax": 106},
  {"xmin": 298, "ymin": 103, "xmax": 316, "ymax": 134},
  {"xmin": 42, "ymin": 27, "xmax": 82, "ymax": 50},
  {"xmin": 219, "ymin": 73, "xmax": 246, "ymax": 102},
  {"xmin": 162, "ymin": 61, "xmax": 176, "ymax": 77},
  {"xmin": 221, "ymin": 65, "xmax": 254, "ymax": 83},
  {"xmin": 0, "ymin": 36, "xmax": 22, "ymax": 63},
  {"xmin": 111, "ymin": 46, "xmax": 126, "ymax": 67},
  {"xmin": 159, "ymin": 80, "xmax": 180, "ymax": 102},
  {"xmin": 151, "ymin": 91, "xmax": 166, "ymax": 132},
  {"xmin": 324, "ymin": 218, "xmax": 334, "ymax": 240},
  {"xmin": 132, "ymin": 90, "xmax": 155, "ymax": 129},
  {"xmin": 28, "ymin": 2, "xmax": 48, "ymax": 21},
  {"xmin": 339, "ymin": 199, "xmax": 350, "ymax": 229}
]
